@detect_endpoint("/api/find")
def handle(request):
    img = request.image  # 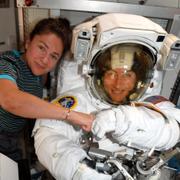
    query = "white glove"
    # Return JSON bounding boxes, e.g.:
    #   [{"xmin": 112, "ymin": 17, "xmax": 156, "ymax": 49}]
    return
[
  {"xmin": 91, "ymin": 109, "xmax": 116, "ymax": 139},
  {"xmin": 73, "ymin": 163, "xmax": 112, "ymax": 180}
]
